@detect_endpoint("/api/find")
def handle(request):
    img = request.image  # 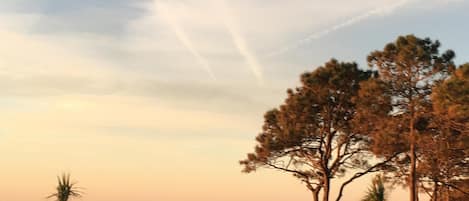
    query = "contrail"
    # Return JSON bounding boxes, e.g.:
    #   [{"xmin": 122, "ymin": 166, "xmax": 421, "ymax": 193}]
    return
[
  {"xmin": 216, "ymin": 0, "xmax": 264, "ymax": 85},
  {"xmin": 154, "ymin": 2, "xmax": 216, "ymax": 80},
  {"xmin": 267, "ymin": 0, "xmax": 412, "ymax": 57}
]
